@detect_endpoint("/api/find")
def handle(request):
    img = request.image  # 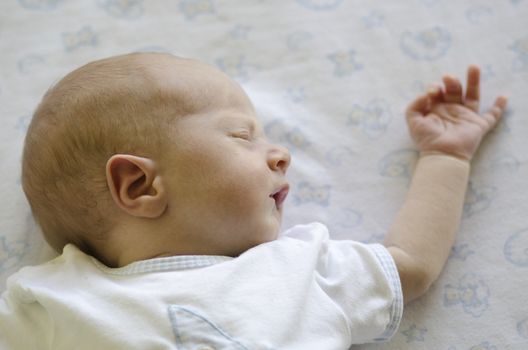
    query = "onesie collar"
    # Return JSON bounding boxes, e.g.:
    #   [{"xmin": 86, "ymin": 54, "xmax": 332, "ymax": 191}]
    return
[{"xmin": 91, "ymin": 254, "xmax": 233, "ymax": 275}]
